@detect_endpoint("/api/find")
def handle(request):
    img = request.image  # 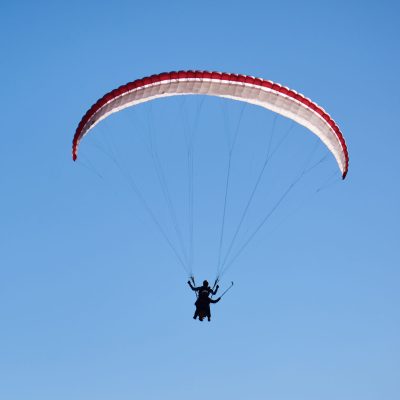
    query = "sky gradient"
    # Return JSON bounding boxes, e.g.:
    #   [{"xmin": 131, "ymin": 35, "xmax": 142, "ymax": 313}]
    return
[{"xmin": 1, "ymin": 1, "xmax": 399, "ymax": 399}]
